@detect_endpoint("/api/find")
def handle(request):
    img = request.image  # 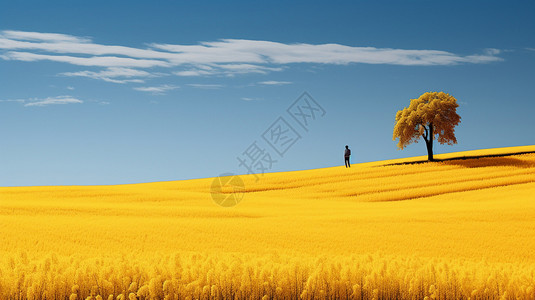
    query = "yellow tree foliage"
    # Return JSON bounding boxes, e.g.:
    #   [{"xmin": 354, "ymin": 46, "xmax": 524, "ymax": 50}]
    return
[{"xmin": 393, "ymin": 91, "xmax": 461, "ymax": 161}]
